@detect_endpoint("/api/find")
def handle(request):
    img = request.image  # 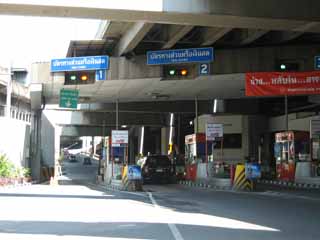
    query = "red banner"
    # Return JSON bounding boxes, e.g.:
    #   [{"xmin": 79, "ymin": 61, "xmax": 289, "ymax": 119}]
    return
[{"xmin": 245, "ymin": 71, "xmax": 320, "ymax": 96}]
